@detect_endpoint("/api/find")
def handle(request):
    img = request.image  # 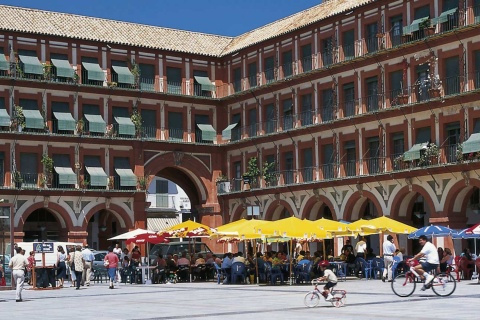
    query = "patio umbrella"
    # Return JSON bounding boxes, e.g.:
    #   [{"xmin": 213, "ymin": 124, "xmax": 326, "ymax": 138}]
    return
[
  {"xmin": 158, "ymin": 219, "xmax": 213, "ymax": 238},
  {"xmin": 349, "ymin": 216, "xmax": 417, "ymax": 234},
  {"xmin": 107, "ymin": 228, "xmax": 156, "ymax": 241},
  {"xmin": 213, "ymin": 219, "xmax": 270, "ymax": 239},
  {"xmin": 313, "ymin": 218, "xmax": 349, "ymax": 233},
  {"xmin": 465, "ymin": 223, "xmax": 480, "ymax": 235},
  {"xmin": 452, "ymin": 229, "xmax": 480, "ymax": 273},
  {"xmin": 126, "ymin": 232, "xmax": 169, "ymax": 280},
  {"xmin": 257, "ymin": 217, "xmax": 330, "ymax": 240},
  {"xmin": 408, "ymin": 225, "xmax": 454, "ymax": 239}
]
